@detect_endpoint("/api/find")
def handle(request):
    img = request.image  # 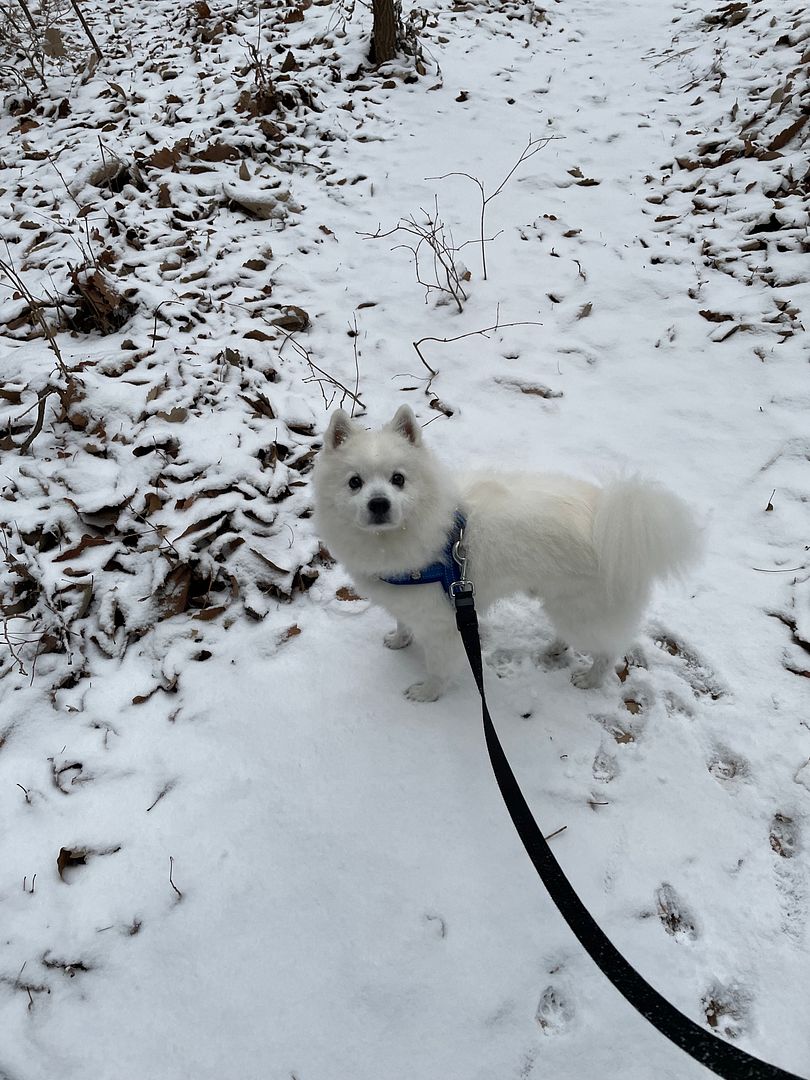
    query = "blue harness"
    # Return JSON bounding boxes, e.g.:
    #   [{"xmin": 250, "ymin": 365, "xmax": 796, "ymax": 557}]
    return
[{"xmin": 379, "ymin": 511, "xmax": 467, "ymax": 597}]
